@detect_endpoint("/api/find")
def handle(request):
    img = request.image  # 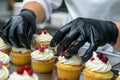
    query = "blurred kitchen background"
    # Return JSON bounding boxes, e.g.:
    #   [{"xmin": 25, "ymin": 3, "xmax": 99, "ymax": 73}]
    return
[{"xmin": 0, "ymin": 0, "xmax": 69, "ymax": 34}]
